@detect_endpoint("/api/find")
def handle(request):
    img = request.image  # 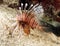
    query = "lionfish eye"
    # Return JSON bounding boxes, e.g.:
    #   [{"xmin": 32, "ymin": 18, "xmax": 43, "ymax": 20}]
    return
[{"xmin": 19, "ymin": 21, "xmax": 28, "ymax": 27}]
